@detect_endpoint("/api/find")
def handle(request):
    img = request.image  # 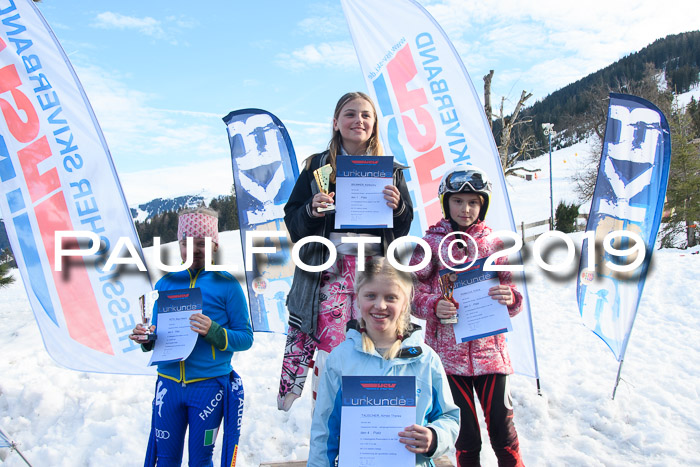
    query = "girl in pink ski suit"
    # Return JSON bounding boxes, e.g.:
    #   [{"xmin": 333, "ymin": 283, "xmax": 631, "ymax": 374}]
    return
[{"xmin": 409, "ymin": 165, "xmax": 525, "ymax": 467}]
